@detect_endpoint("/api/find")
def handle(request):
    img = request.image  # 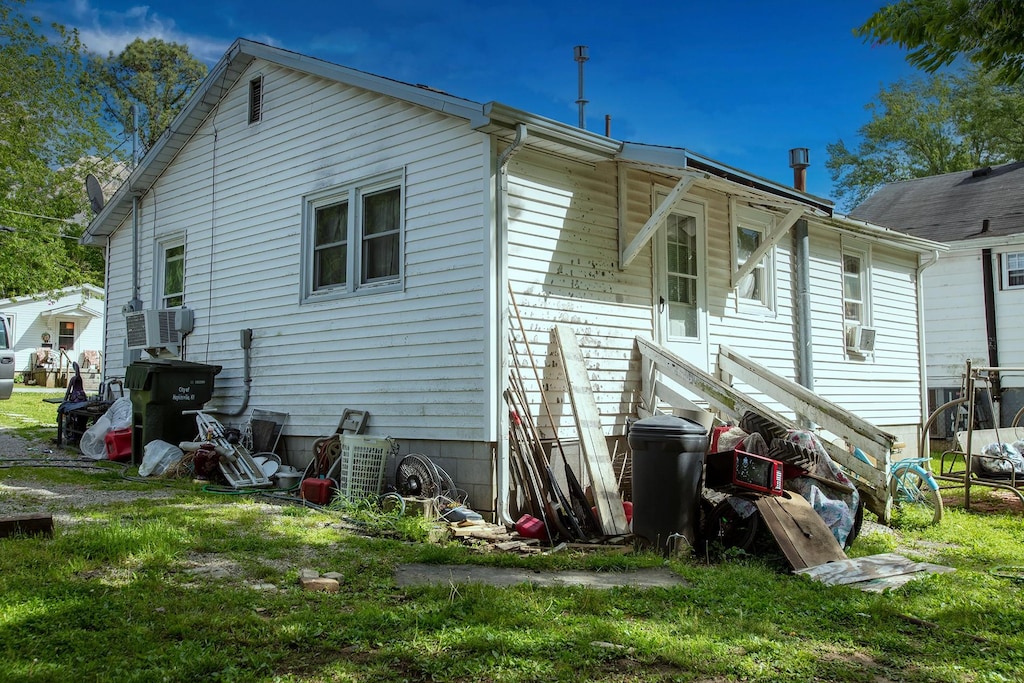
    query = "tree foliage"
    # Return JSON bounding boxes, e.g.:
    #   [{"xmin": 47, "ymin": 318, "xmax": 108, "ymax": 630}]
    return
[
  {"xmin": 89, "ymin": 38, "xmax": 207, "ymax": 154},
  {"xmin": 857, "ymin": 0, "xmax": 1024, "ymax": 84},
  {"xmin": 0, "ymin": 0, "xmax": 111, "ymax": 298},
  {"xmin": 826, "ymin": 68, "xmax": 1024, "ymax": 208}
]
